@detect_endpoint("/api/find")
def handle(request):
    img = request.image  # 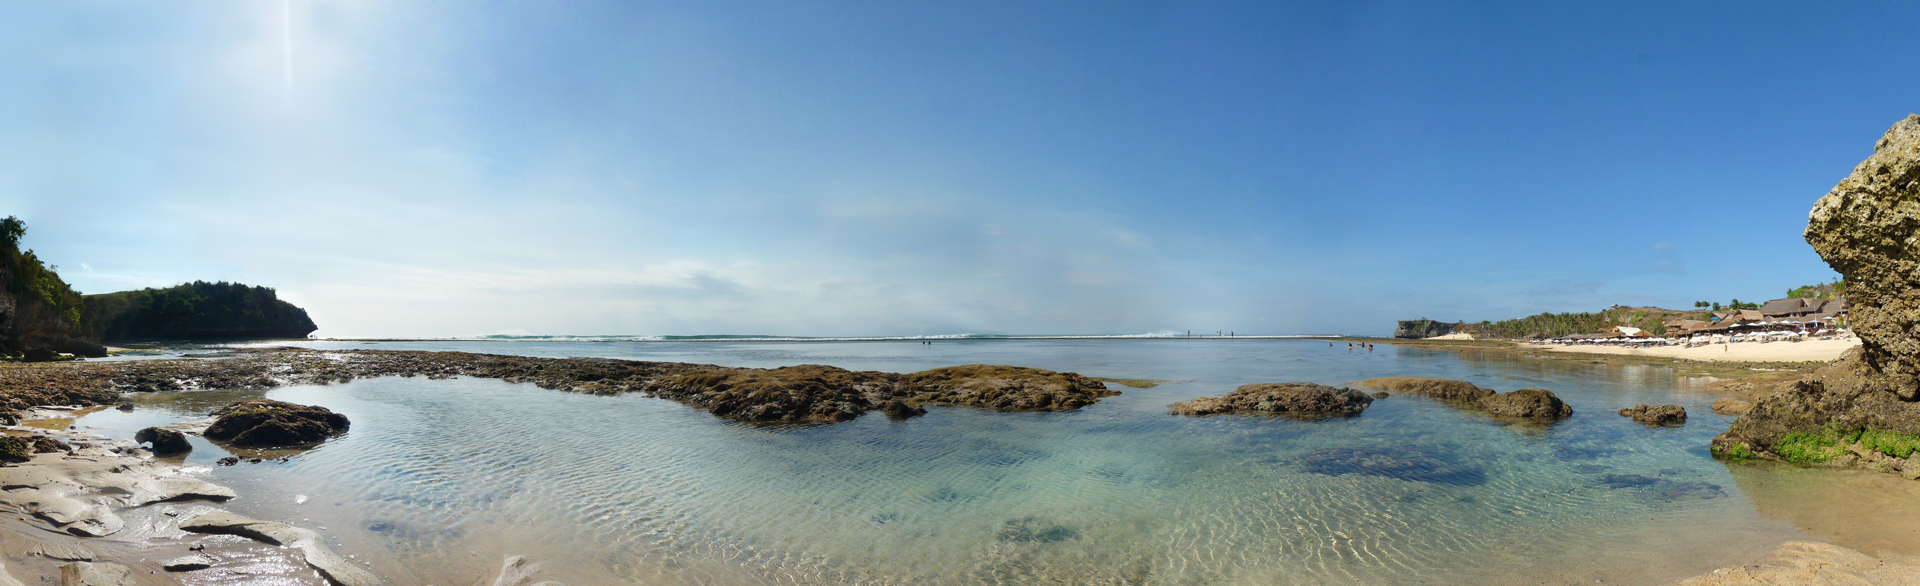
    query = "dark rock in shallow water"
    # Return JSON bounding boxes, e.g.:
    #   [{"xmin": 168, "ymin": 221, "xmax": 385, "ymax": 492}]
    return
[
  {"xmin": 882, "ymin": 399, "xmax": 926, "ymax": 419},
  {"xmin": 1619, "ymin": 404, "xmax": 1687, "ymax": 426},
  {"xmin": 1356, "ymin": 378, "xmax": 1492, "ymax": 402},
  {"xmin": 1371, "ymin": 392, "xmax": 1389, "ymax": 399},
  {"xmin": 1300, "ymin": 447, "xmax": 1486, "ymax": 485},
  {"xmin": 1654, "ymin": 480, "xmax": 1727, "ymax": 500},
  {"xmin": 651, "ymin": 363, "xmax": 1117, "ymax": 424},
  {"xmin": 1553, "ymin": 444, "xmax": 1614, "ymax": 460},
  {"xmin": 204, "ymin": 399, "xmax": 349, "ymax": 448},
  {"xmin": 21, "ymin": 347, "xmax": 54, "ymax": 362},
  {"xmin": 54, "ymin": 338, "xmax": 106, "ymax": 359},
  {"xmin": 997, "ymin": 517, "xmax": 1077, "ymax": 543},
  {"xmin": 903, "ymin": 364, "xmax": 1117, "ymax": 412},
  {"xmin": 1479, "ymin": 388, "xmax": 1573, "ymax": 421},
  {"xmin": 1597, "ymin": 474, "xmax": 1659, "ymax": 489},
  {"xmin": 1169, "ymin": 383, "xmax": 1373, "ymax": 417},
  {"xmin": 135, "ymin": 427, "xmax": 191, "ymax": 456},
  {"xmin": 1596, "ymin": 474, "xmax": 1725, "ymax": 500}
]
